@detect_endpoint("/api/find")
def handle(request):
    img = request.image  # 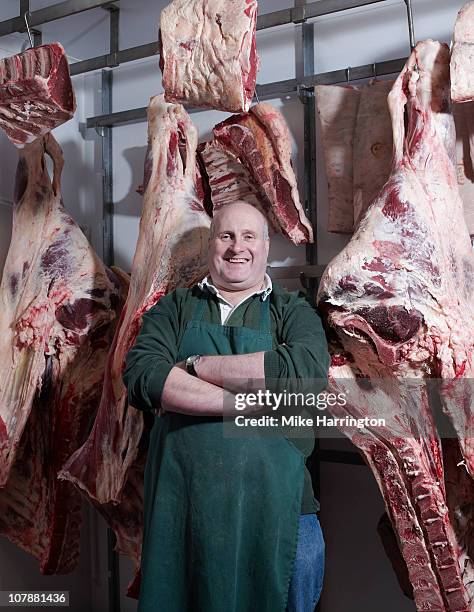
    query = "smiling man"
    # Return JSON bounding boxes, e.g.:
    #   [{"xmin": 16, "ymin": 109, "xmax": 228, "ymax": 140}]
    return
[{"xmin": 123, "ymin": 201, "xmax": 330, "ymax": 612}]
